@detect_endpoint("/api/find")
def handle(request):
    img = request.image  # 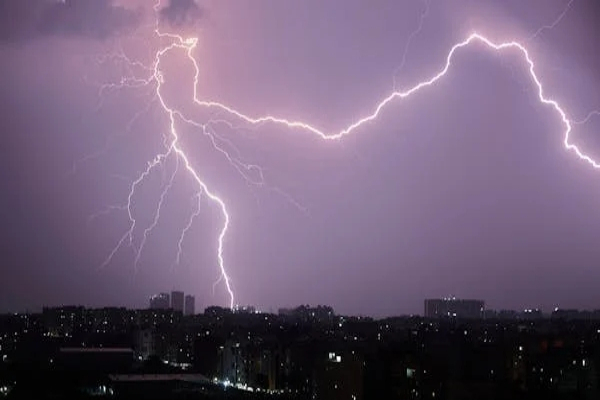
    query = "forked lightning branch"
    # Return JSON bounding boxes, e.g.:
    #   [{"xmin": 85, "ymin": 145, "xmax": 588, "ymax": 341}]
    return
[{"xmin": 97, "ymin": 1, "xmax": 599, "ymax": 309}]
